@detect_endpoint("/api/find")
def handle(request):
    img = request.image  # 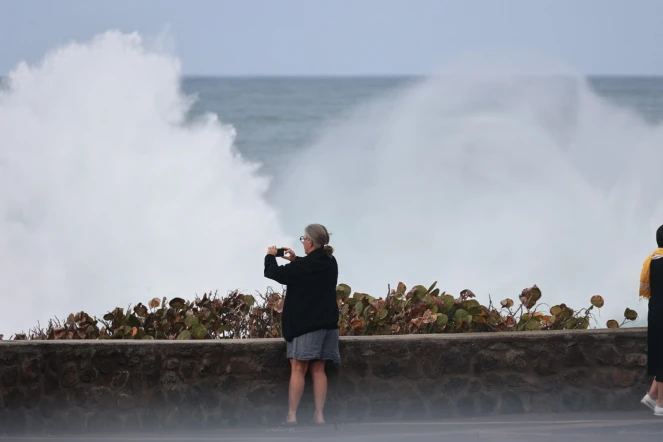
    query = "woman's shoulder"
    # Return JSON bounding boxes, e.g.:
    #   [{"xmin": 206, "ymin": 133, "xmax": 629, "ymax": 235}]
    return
[{"xmin": 296, "ymin": 251, "xmax": 337, "ymax": 271}]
